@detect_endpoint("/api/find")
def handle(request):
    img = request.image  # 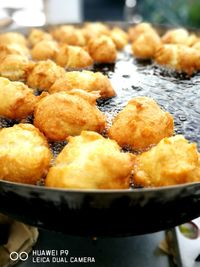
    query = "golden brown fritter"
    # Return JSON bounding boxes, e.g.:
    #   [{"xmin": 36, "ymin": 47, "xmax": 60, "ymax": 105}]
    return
[
  {"xmin": 27, "ymin": 60, "xmax": 65, "ymax": 91},
  {"xmin": 133, "ymin": 135, "xmax": 200, "ymax": 187},
  {"xmin": 88, "ymin": 35, "xmax": 117, "ymax": 63},
  {"xmin": 0, "ymin": 77, "xmax": 37, "ymax": 119},
  {"xmin": 128, "ymin": 23, "xmax": 157, "ymax": 42},
  {"xmin": 55, "ymin": 45, "xmax": 93, "ymax": 69},
  {"xmin": 83, "ymin": 22, "xmax": 110, "ymax": 42},
  {"xmin": 0, "ymin": 43, "xmax": 30, "ymax": 61},
  {"xmin": 0, "ymin": 124, "xmax": 52, "ymax": 184},
  {"xmin": 162, "ymin": 28, "xmax": 189, "ymax": 44},
  {"xmin": 132, "ymin": 31, "xmax": 162, "ymax": 59},
  {"xmin": 31, "ymin": 40, "xmax": 59, "ymax": 61},
  {"xmin": 0, "ymin": 32, "xmax": 27, "ymax": 46},
  {"xmin": 28, "ymin": 28, "xmax": 53, "ymax": 47},
  {"xmin": 45, "ymin": 131, "xmax": 134, "ymax": 189},
  {"xmin": 49, "ymin": 70, "xmax": 116, "ymax": 98},
  {"xmin": 108, "ymin": 96, "xmax": 174, "ymax": 151},
  {"xmin": 154, "ymin": 44, "xmax": 200, "ymax": 75},
  {"xmin": 50, "ymin": 25, "xmax": 86, "ymax": 46},
  {"xmin": 34, "ymin": 90, "xmax": 106, "ymax": 141},
  {"xmin": 0, "ymin": 54, "xmax": 34, "ymax": 81},
  {"xmin": 110, "ymin": 27, "xmax": 128, "ymax": 50}
]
